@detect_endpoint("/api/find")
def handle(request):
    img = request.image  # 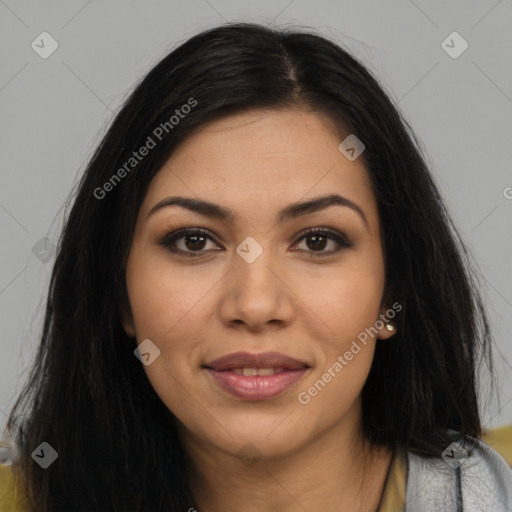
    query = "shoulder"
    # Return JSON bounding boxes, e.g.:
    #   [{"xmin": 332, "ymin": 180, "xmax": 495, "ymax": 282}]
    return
[
  {"xmin": 406, "ymin": 427, "xmax": 512, "ymax": 511},
  {"xmin": 0, "ymin": 464, "xmax": 30, "ymax": 512}
]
